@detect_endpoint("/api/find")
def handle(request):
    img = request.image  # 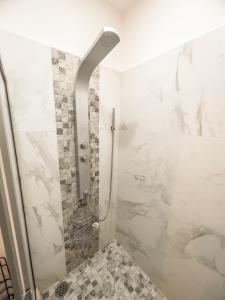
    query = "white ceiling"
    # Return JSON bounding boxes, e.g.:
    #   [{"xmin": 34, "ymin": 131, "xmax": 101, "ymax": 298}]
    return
[{"xmin": 106, "ymin": 0, "xmax": 138, "ymax": 13}]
